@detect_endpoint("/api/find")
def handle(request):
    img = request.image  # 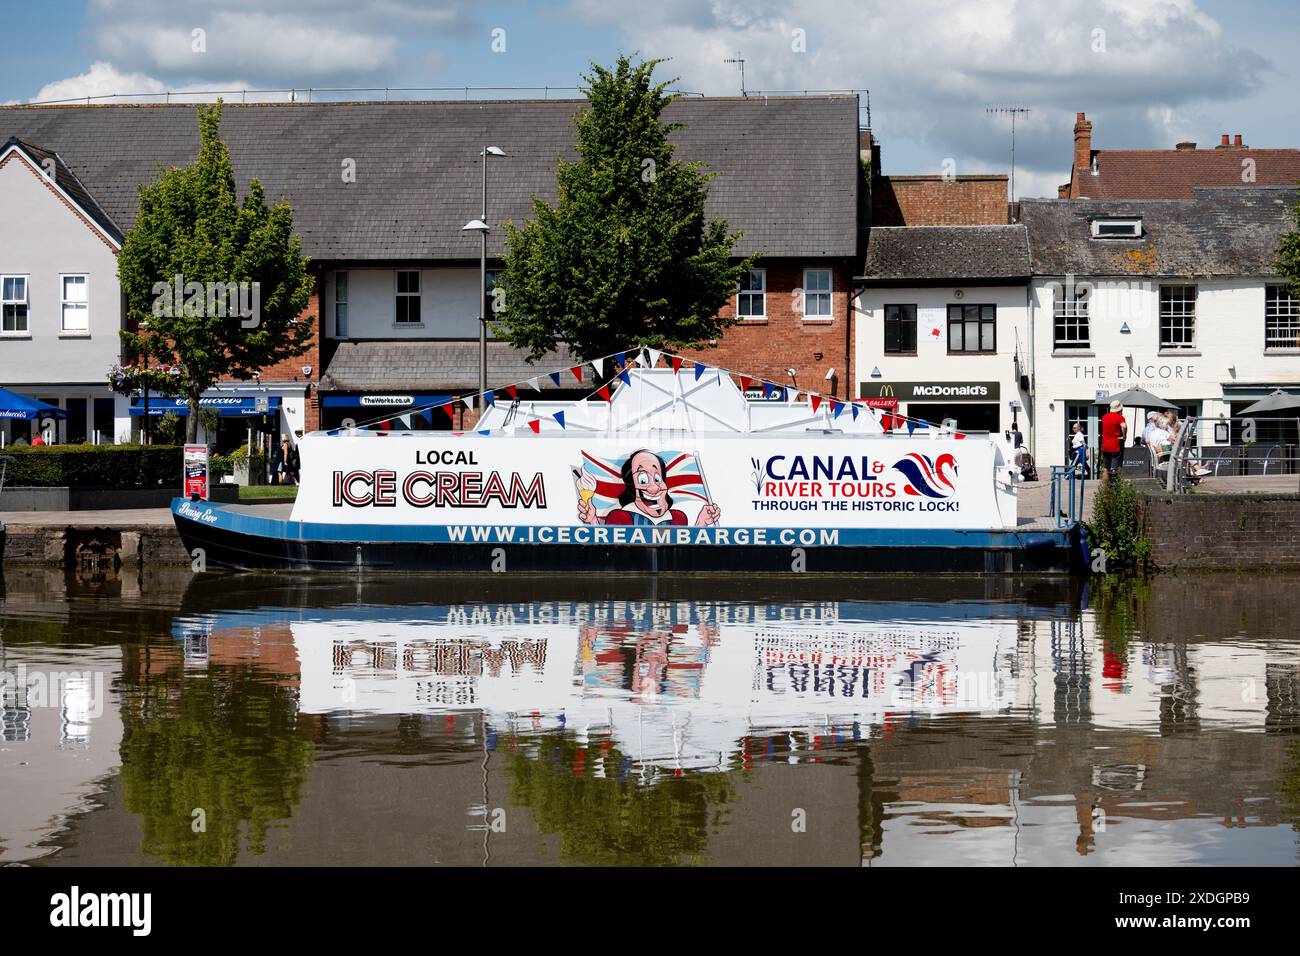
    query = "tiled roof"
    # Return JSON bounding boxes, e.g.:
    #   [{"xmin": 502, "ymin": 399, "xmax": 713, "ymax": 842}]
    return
[
  {"xmin": 1020, "ymin": 186, "xmax": 1296, "ymax": 277},
  {"xmin": 321, "ymin": 340, "xmax": 580, "ymax": 392},
  {"xmin": 858, "ymin": 225, "xmax": 1030, "ymax": 282},
  {"xmin": 2, "ymin": 136, "xmax": 124, "ymax": 243},
  {"xmin": 0, "ymin": 97, "xmax": 860, "ymax": 261},
  {"xmin": 1076, "ymin": 148, "xmax": 1300, "ymax": 200}
]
